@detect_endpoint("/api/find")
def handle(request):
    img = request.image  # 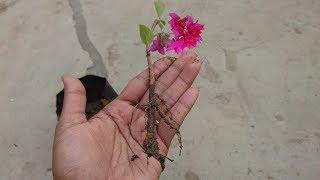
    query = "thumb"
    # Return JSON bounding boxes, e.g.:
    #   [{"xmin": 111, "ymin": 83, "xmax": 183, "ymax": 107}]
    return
[{"xmin": 59, "ymin": 75, "xmax": 87, "ymax": 126}]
